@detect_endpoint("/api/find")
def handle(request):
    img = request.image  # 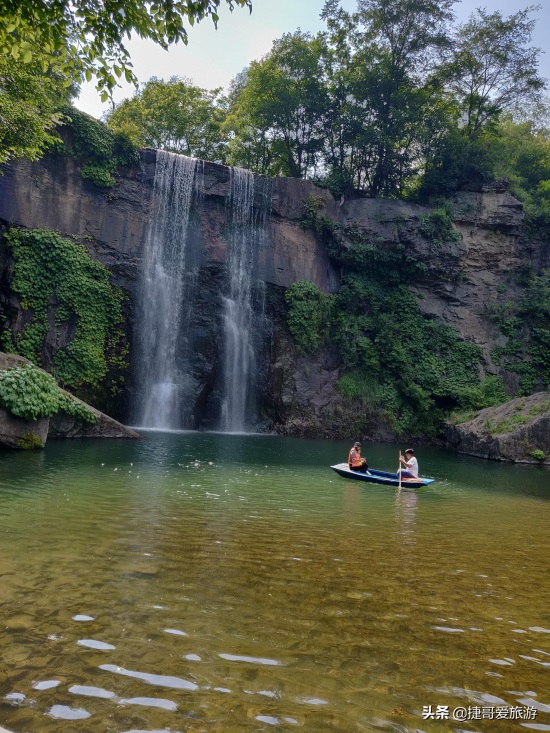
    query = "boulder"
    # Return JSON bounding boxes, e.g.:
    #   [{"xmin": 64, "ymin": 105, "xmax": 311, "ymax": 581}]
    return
[
  {"xmin": 446, "ymin": 392, "xmax": 550, "ymax": 464},
  {"xmin": 0, "ymin": 351, "xmax": 139, "ymax": 447},
  {"xmin": 48, "ymin": 408, "xmax": 140, "ymax": 440},
  {"xmin": 0, "ymin": 408, "xmax": 49, "ymax": 449}
]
